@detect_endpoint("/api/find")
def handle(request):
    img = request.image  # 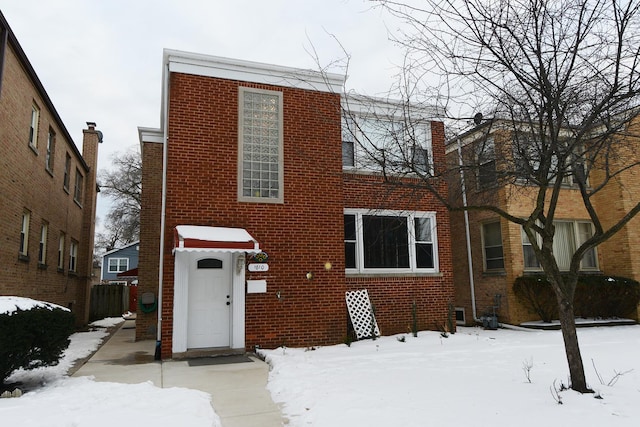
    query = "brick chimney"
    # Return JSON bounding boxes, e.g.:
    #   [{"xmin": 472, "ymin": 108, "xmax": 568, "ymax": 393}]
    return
[{"xmin": 75, "ymin": 122, "xmax": 101, "ymax": 324}]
